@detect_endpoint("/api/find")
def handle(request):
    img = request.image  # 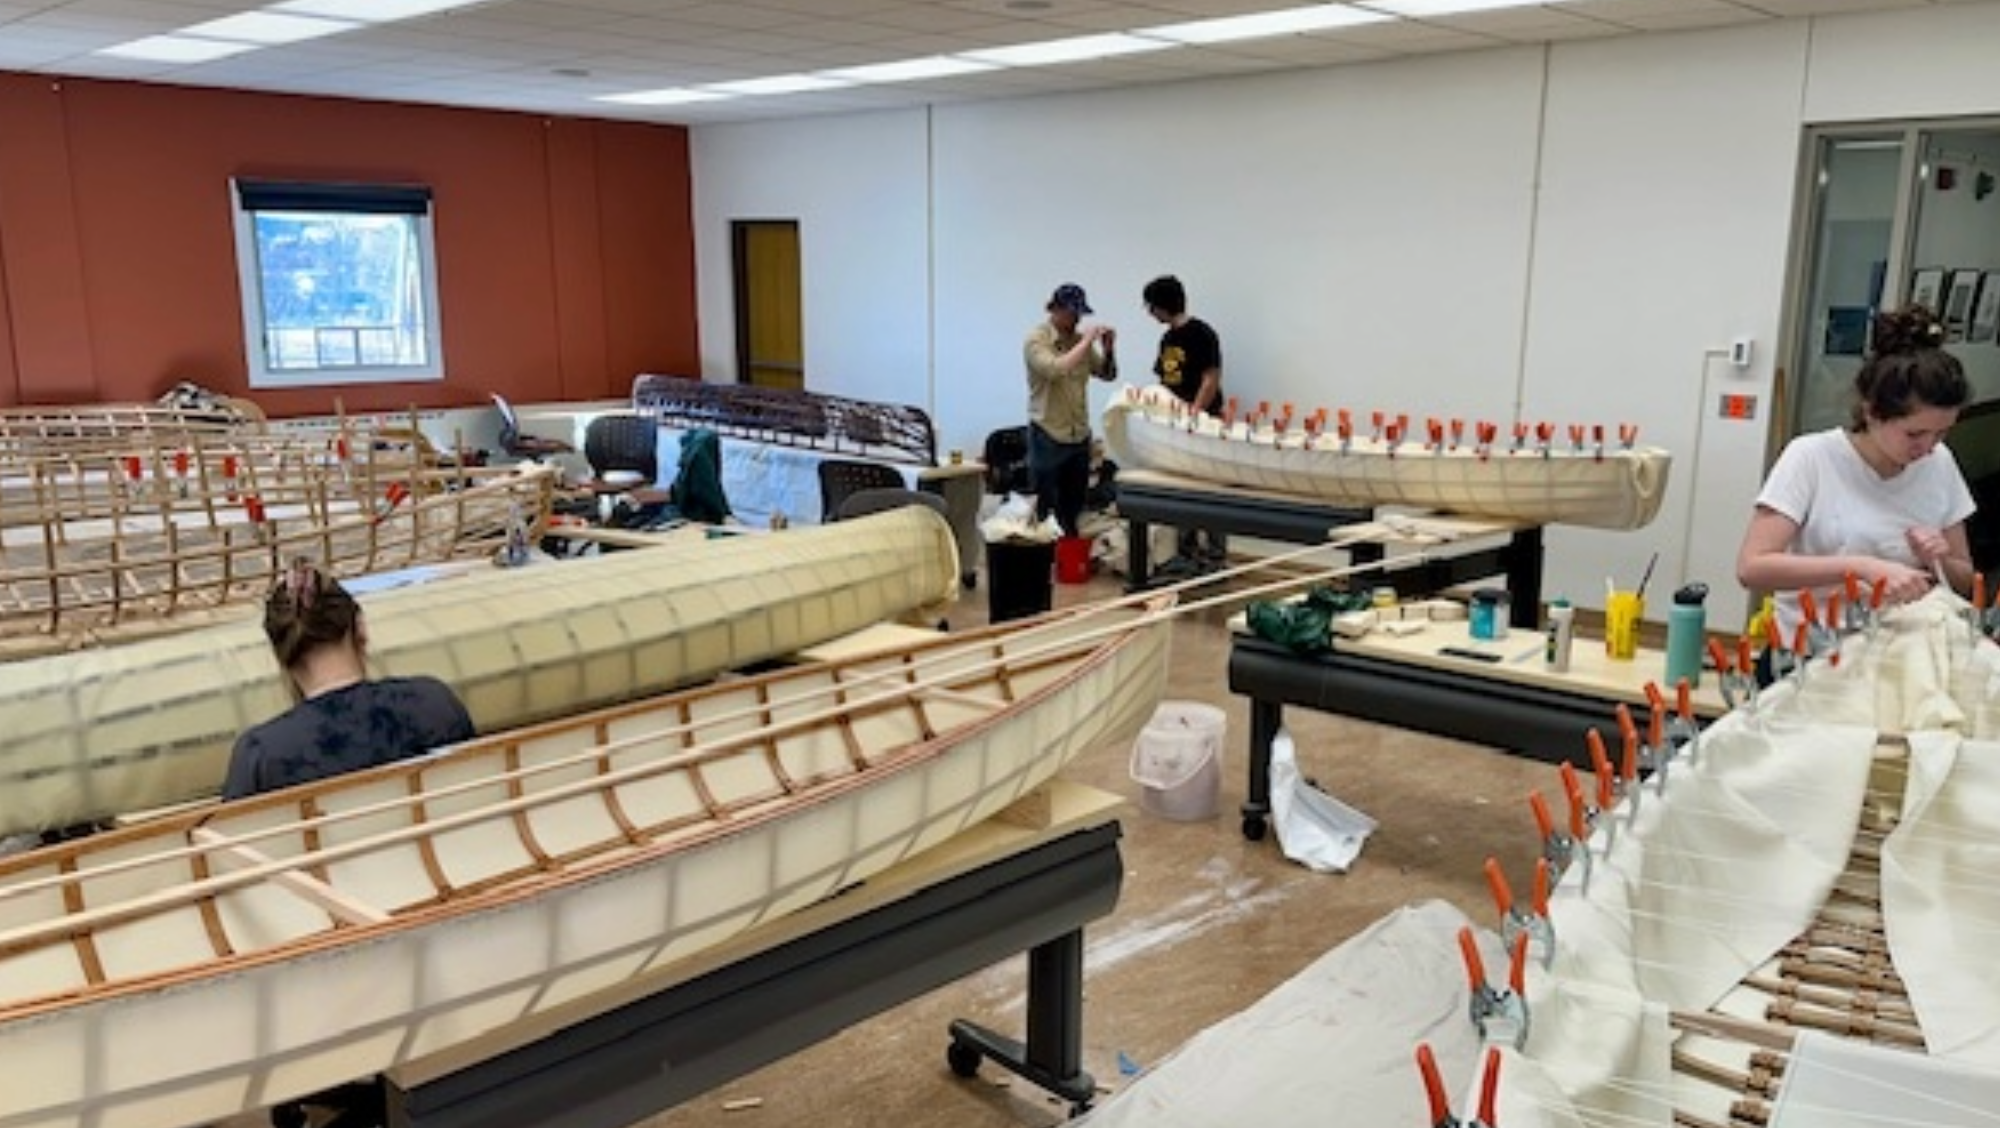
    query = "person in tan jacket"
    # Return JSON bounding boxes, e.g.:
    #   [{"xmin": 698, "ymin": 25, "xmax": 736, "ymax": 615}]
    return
[{"xmin": 1024, "ymin": 282, "xmax": 1117, "ymax": 536}]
